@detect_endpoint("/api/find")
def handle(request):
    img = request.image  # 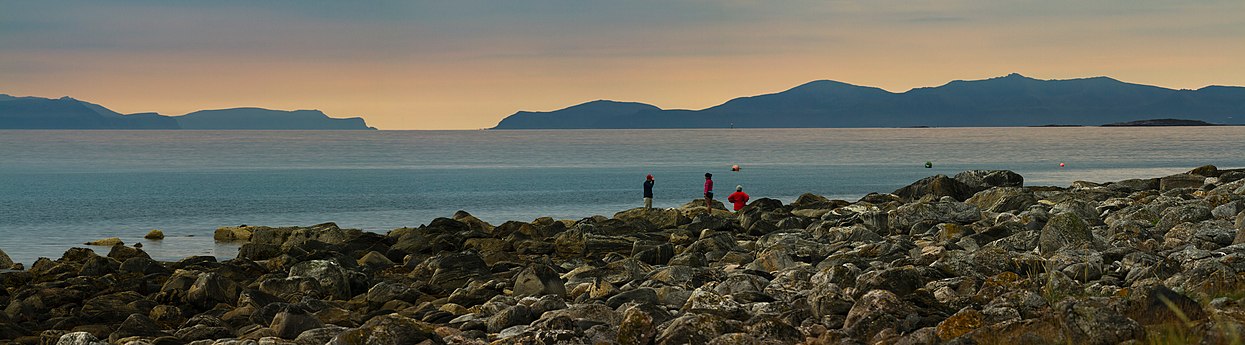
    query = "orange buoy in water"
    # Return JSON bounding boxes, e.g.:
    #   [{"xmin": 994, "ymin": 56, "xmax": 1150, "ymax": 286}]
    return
[{"xmin": 731, "ymin": 165, "xmax": 740, "ymax": 171}]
